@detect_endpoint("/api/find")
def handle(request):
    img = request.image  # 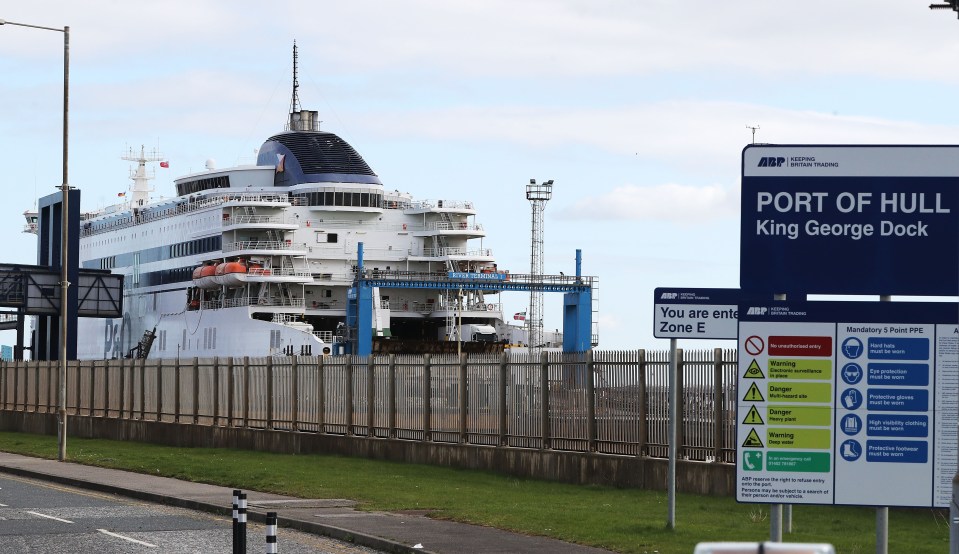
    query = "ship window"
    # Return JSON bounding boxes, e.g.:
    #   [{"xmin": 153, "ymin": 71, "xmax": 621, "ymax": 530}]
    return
[
  {"xmin": 334, "ymin": 192, "xmax": 343, "ymax": 205},
  {"xmin": 324, "ymin": 191, "xmax": 333, "ymax": 205},
  {"xmin": 327, "ymin": 233, "xmax": 338, "ymax": 243}
]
